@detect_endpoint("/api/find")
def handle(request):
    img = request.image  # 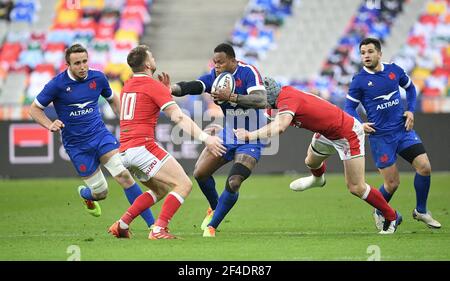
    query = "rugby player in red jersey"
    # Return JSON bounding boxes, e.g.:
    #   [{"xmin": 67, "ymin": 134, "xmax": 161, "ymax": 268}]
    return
[
  {"xmin": 108, "ymin": 45, "xmax": 225, "ymax": 239},
  {"xmin": 235, "ymin": 77, "xmax": 402, "ymax": 234}
]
